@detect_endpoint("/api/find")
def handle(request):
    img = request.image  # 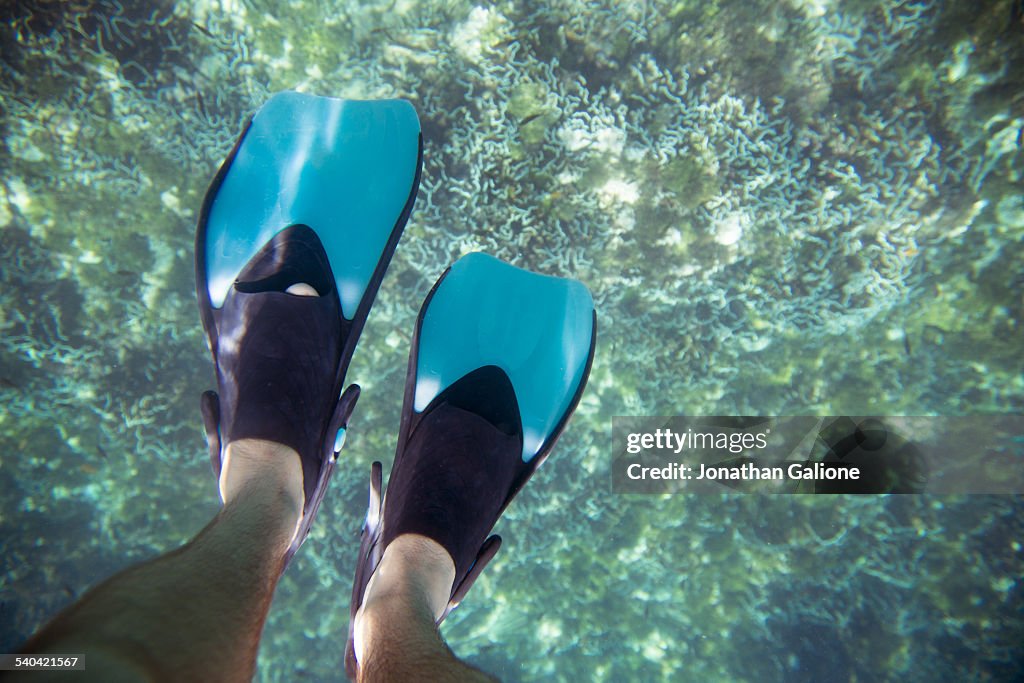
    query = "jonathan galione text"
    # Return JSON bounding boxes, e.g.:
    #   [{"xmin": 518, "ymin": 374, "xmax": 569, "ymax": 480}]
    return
[
  {"xmin": 625, "ymin": 461, "xmax": 861, "ymax": 482},
  {"xmin": 624, "ymin": 427, "xmax": 861, "ymax": 482}
]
